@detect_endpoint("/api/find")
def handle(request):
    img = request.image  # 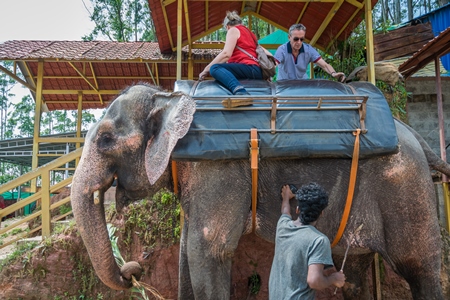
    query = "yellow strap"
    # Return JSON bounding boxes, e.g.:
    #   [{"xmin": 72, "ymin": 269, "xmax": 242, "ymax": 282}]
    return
[
  {"xmin": 331, "ymin": 129, "xmax": 361, "ymax": 248},
  {"xmin": 171, "ymin": 161, "xmax": 179, "ymax": 195},
  {"xmin": 250, "ymin": 128, "xmax": 259, "ymax": 233}
]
